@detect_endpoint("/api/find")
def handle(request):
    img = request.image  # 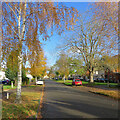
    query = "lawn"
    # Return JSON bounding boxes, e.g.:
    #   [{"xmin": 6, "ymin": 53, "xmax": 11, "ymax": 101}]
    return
[
  {"xmin": 3, "ymin": 84, "xmax": 38, "ymax": 91},
  {"xmin": 2, "ymin": 85, "xmax": 43, "ymax": 119},
  {"xmin": 93, "ymin": 82, "xmax": 118, "ymax": 86},
  {"xmin": 3, "ymin": 85, "xmax": 17, "ymax": 90},
  {"xmin": 54, "ymin": 79, "xmax": 119, "ymax": 87},
  {"xmin": 54, "ymin": 79, "xmax": 88, "ymax": 86}
]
